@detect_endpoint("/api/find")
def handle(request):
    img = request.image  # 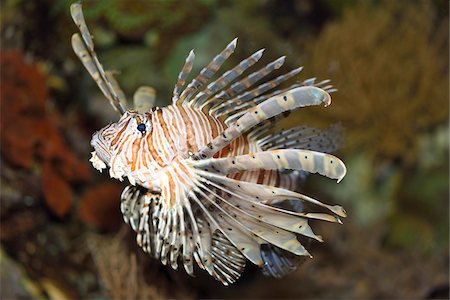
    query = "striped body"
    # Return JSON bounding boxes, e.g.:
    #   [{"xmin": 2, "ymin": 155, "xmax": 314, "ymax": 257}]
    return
[
  {"xmin": 72, "ymin": 3, "xmax": 347, "ymax": 285},
  {"xmin": 92, "ymin": 104, "xmax": 282, "ymax": 199}
]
